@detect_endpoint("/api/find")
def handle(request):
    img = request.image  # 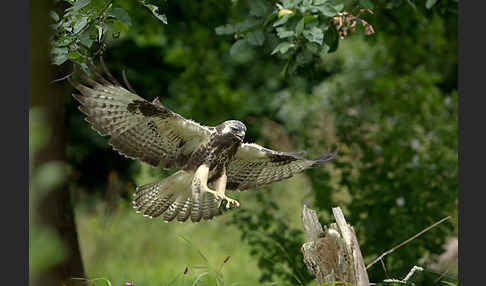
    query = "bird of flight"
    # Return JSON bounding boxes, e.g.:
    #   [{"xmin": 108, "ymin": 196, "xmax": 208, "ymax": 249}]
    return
[{"xmin": 70, "ymin": 59, "xmax": 338, "ymax": 223}]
